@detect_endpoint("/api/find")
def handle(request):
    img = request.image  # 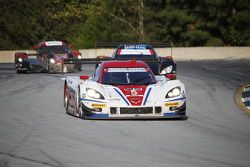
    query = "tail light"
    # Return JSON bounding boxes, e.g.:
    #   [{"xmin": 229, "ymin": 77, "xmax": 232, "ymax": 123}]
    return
[{"xmin": 19, "ymin": 53, "xmax": 28, "ymax": 59}]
